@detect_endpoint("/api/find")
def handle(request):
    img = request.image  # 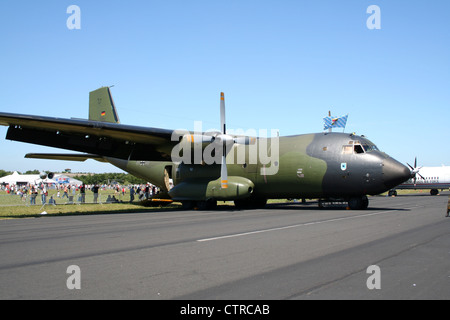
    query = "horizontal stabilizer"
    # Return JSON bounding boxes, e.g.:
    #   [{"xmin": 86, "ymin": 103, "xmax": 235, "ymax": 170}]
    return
[{"xmin": 25, "ymin": 153, "xmax": 107, "ymax": 162}]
